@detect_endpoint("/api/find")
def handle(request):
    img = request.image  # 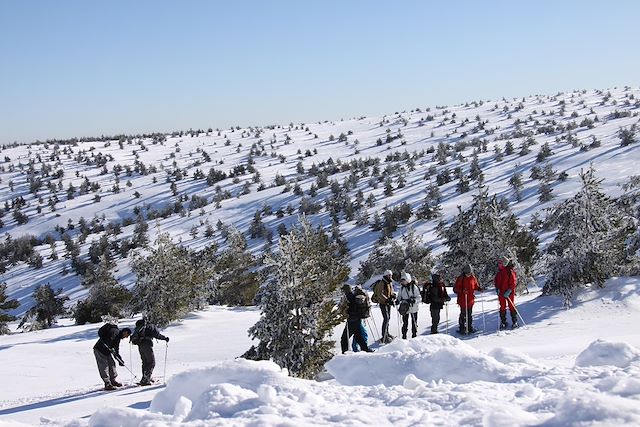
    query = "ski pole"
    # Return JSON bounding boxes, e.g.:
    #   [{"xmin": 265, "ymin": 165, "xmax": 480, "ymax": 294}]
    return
[
  {"xmin": 465, "ymin": 292, "xmax": 470, "ymax": 333},
  {"xmin": 506, "ymin": 296, "xmax": 527, "ymax": 327},
  {"xmin": 480, "ymin": 290, "xmax": 486, "ymax": 335},
  {"xmin": 163, "ymin": 342, "xmax": 168, "ymax": 385},
  {"xmin": 129, "ymin": 342, "xmax": 133, "ymax": 385},
  {"xmin": 369, "ymin": 313, "xmax": 381, "ymax": 342},
  {"xmin": 445, "ymin": 303, "xmax": 449, "ymax": 335}
]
